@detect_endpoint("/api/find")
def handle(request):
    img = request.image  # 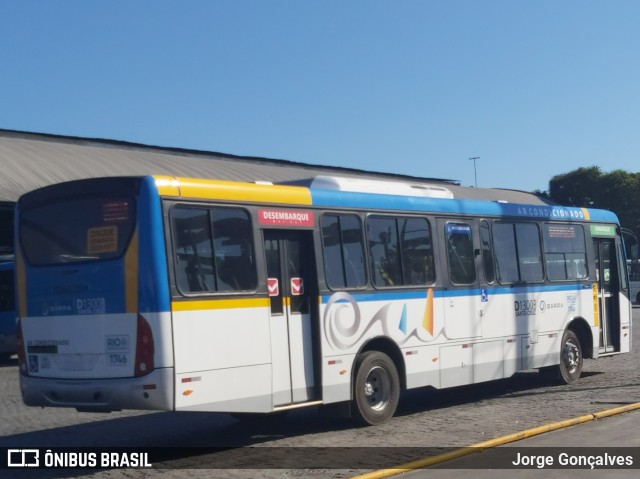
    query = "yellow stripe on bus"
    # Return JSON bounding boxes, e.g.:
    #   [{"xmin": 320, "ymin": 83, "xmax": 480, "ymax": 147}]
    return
[
  {"xmin": 15, "ymin": 250, "xmax": 27, "ymax": 318},
  {"xmin": 172, "ymin": 297, "xmax": 270, "ymax": 311},
  {"xmin": 124, "ymin": 229, "xmax": 139, "ymax": 314},
  {"xmin": 154, "ymin": 176, "xmax": 312, "ymax": 205},
  {"xmin": 592, "ymin": 282, "xmax": 599, "ymax": 326},
  {"xmin": 581, "ymin": 208, "xmax": 591, "ymax": 221}
]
